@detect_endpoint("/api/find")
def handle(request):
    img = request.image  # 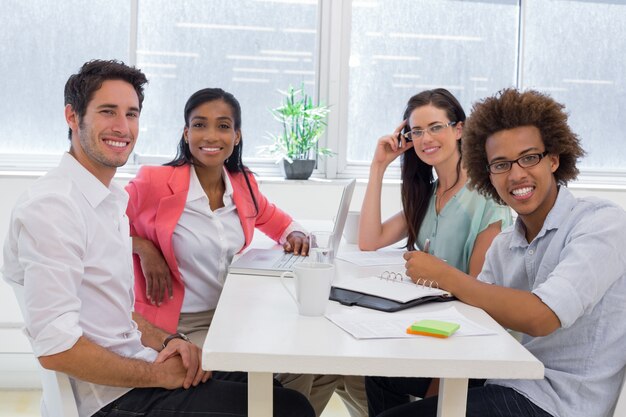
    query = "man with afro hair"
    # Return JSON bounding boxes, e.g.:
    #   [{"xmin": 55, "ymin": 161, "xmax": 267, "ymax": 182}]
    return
[{"xmin": 386, "ymin": 89, "xmax": 626, "ymax": 417}]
